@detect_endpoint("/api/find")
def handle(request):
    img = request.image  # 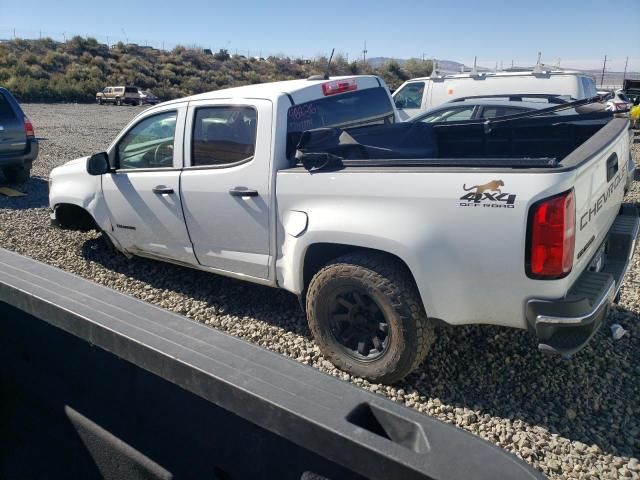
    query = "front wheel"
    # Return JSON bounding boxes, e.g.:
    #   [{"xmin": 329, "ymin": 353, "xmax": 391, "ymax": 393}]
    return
[{"xmin": 306, "ymin": 253, "xmax": 434, "ymax": 384}]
